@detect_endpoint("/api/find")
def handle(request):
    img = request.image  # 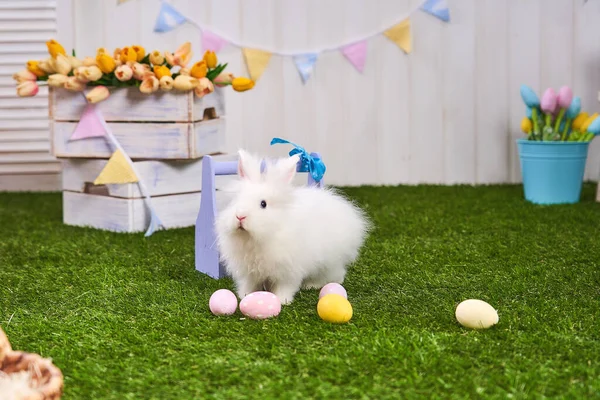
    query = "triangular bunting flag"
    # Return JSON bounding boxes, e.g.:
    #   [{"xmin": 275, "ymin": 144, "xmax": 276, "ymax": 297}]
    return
[
  {"xmin": 70, "ymin": 105, "xmax": 107, "ymax": 141},
  {"xmin": 154, "ymin": 1, "xmax": 187, "ymax": 33},
  {"xmin": 242, "ymin": 48, "xmax": 272, "ymax": 82},
  {"xmin": 293, "ymin": 53, "xmax": 318, "ymax": 84},
  {"xmin": 383, "ymin": 19, "xmax": 412, "ymax": 54},
  {"xmin": 340, "ymin": 40, "xmax": 368, "ymax": 73},
  {"xmin": 117, "ymin": 0, "xmax": 132, "ymax": 4},
  {"xmin": 420, "ymin": 0, "xmax": 450, "ymax": 22},
  {"xmin": 94, "ymin": 149, "xmax": 139, "ymax": 185},
  {"xmin": 202, "ymin": 29, "xmax": 228, "ymax": 53}
]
